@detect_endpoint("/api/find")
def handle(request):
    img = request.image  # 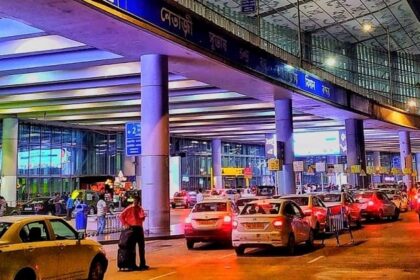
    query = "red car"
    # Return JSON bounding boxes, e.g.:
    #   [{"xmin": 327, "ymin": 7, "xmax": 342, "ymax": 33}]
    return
[
  {"xmin": 354, "ymin": 191, "xmax": 399, "ymax": 221},
  {"xmin": 281, "ymin": 194, "xmax": 327, "ymax": 234},
  {"xmin": 318, "ymin": 192, "xmax": 362, "ymax": 227}
]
